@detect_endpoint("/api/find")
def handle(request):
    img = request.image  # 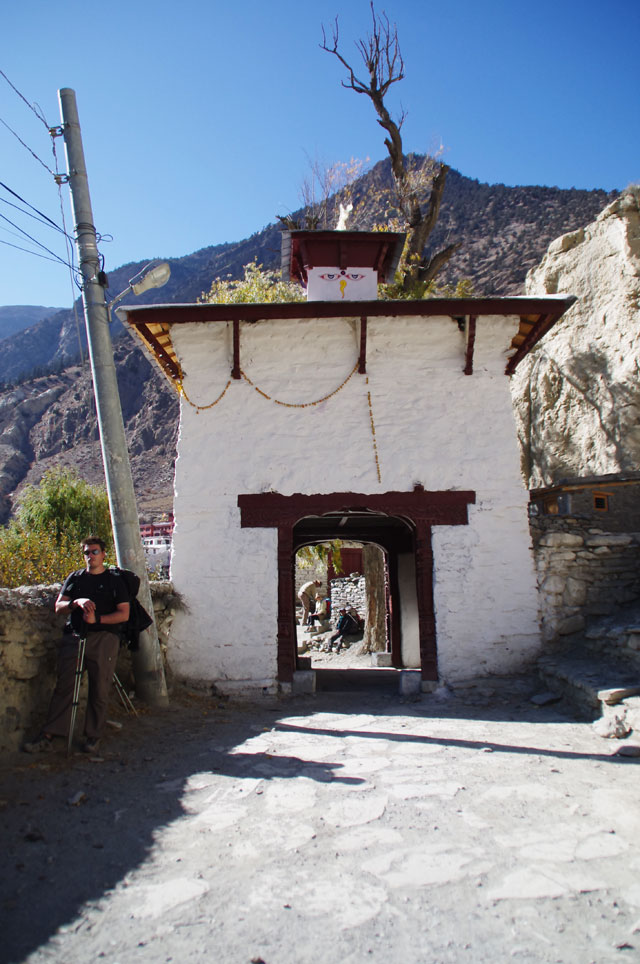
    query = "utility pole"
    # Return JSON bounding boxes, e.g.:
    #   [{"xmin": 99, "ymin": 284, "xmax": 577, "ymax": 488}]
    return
[{"xmin": 58, "ymin": 87, "xmax": 168, "ymax": 706}]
